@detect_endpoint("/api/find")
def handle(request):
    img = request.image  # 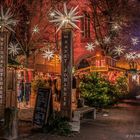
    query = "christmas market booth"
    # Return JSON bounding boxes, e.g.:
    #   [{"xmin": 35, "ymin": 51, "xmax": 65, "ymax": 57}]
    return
[{"xmin": 76, "ymin": 54, "xmax": 126, "ymax": 83}]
